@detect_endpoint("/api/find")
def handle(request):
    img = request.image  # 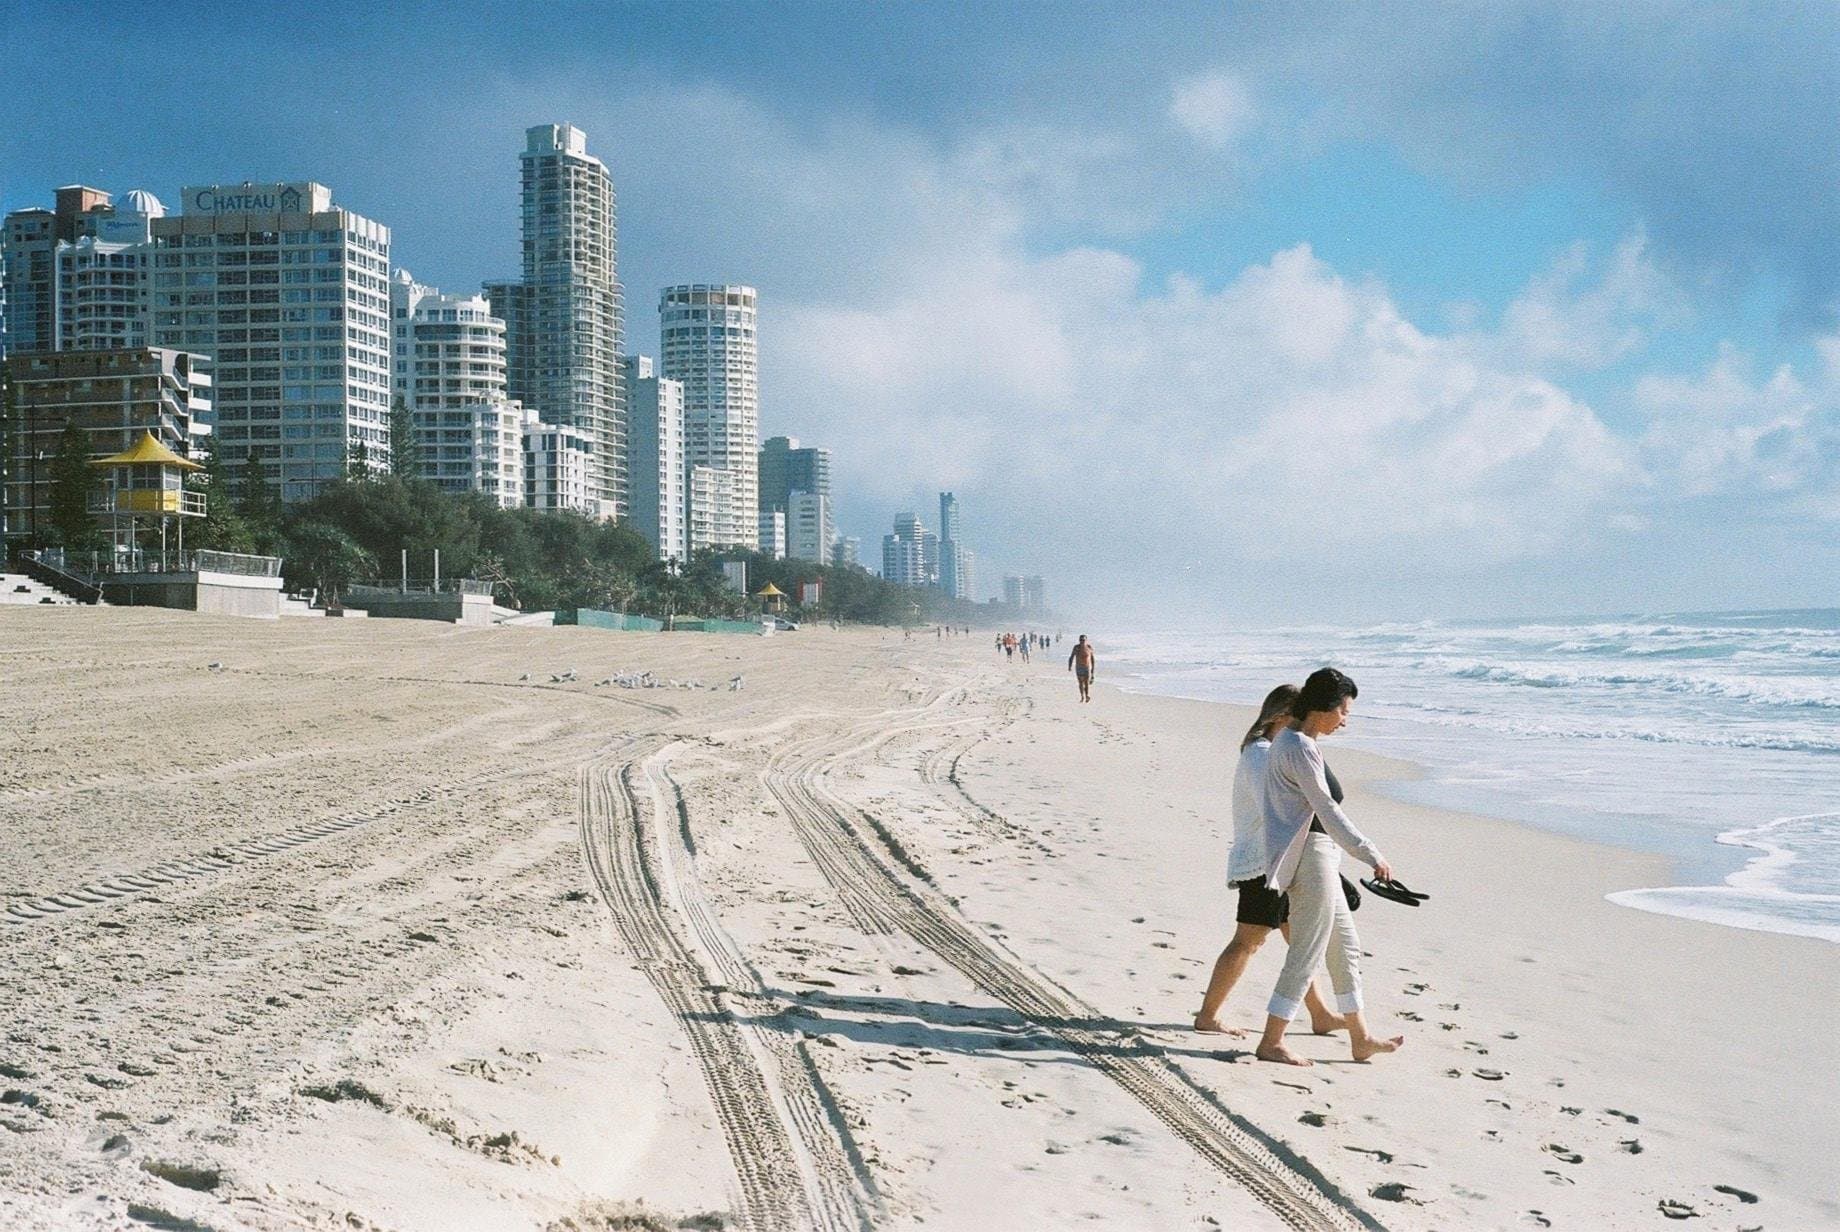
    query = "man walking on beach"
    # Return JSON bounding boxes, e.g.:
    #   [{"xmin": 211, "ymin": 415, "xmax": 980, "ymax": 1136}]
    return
[{"xmin": 1068, "ymin": 635, "xmax": 1095, "ymax": 703}]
